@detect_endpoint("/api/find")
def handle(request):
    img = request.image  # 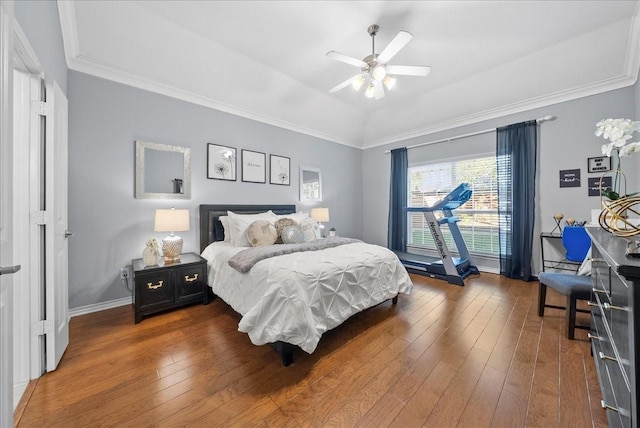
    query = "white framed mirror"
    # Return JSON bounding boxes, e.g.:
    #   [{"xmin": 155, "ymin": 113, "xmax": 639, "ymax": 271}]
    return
[
  {"xmin": 135, "ymin": 140, "xmax": 191, "ymax": 199},
  {"xmin": 300, "ymin": 166, "xmax": 322, "ymax": 202}
]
